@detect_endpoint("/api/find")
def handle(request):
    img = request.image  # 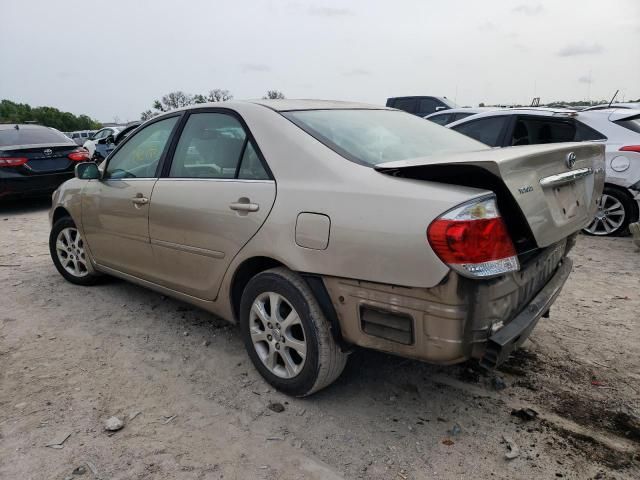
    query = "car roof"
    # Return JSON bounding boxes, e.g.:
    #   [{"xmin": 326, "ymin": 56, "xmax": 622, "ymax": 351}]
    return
[
  {"xmin": 0, "ymin": 123, "xmax": 51, "ymax": 130},
  {"xmin": 250, "ymin": 99, "xmax": 388, "ymax": 111},
  {"xmin": 162, "ymin": 99, "xmax": 390, "ymax": 115},
  {"xmin": 424, "ymin": 107, "xmax": 495, "ymax": 118},
  {"xmin": 445, "ymin": 107, "xmax": 580, "ymax": 127}
]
